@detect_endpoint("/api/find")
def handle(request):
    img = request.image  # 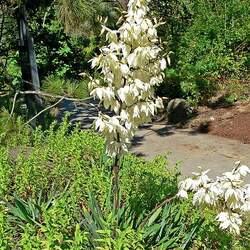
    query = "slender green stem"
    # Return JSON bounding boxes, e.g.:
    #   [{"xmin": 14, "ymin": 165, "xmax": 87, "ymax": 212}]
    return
[
  {"xmin": 112, "ymin": 156, "xmax": 120, "ymax": 212},
  {"xmin": 111, "ymin": 155, "xmax": 120, "ymax": 239}
]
